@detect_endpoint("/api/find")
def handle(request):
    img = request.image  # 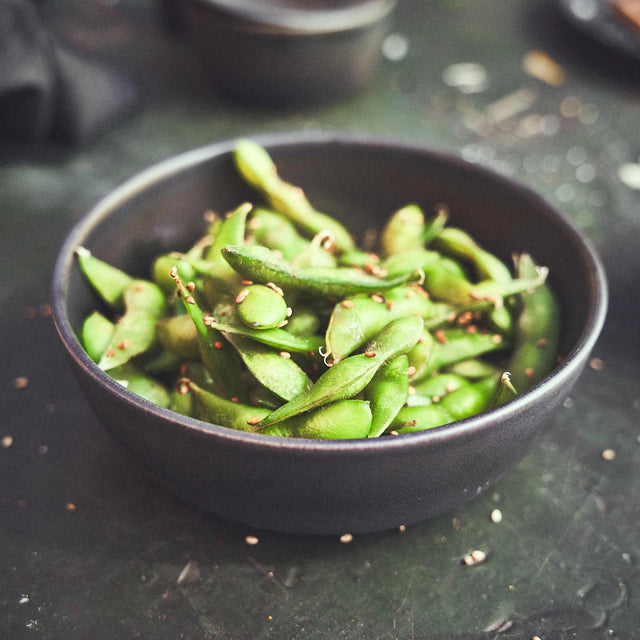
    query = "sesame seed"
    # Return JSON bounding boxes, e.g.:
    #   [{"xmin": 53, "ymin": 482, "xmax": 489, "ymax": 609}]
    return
[
  {"xmin": 589, "ymin": 357, "xmax": 604, "ymax": 371},
  {"xmin": 462, "ymin": 549, "xmax": 487, "ymax": 566},
  {"xmin": 601, "ymin": 448, "xmax": 616, "ymax": 461},
  {"xmin": 2, "ymin": 436, "xmax": 13, "ymax": 448},
  {"xmin": 235, "ymin": 289, "xmax": 249, "ymax": 304},
  {"xmin": 12, "ymin": 376, "xmax": 29, "ymax": 390},
  {"xmin": 245, "ymin": 535, "xmax": 259, "ymax": 545},
  {"xmin": 490, "ymin": 509, "xmax": 503, "ymax": 523},
  {"xmin": 265, "ymin": 282, "xmax": 284, "ymax": 296},
  {"xmin": 340, "ymin": 533, "xmax": 353, "ymax": 543}
]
